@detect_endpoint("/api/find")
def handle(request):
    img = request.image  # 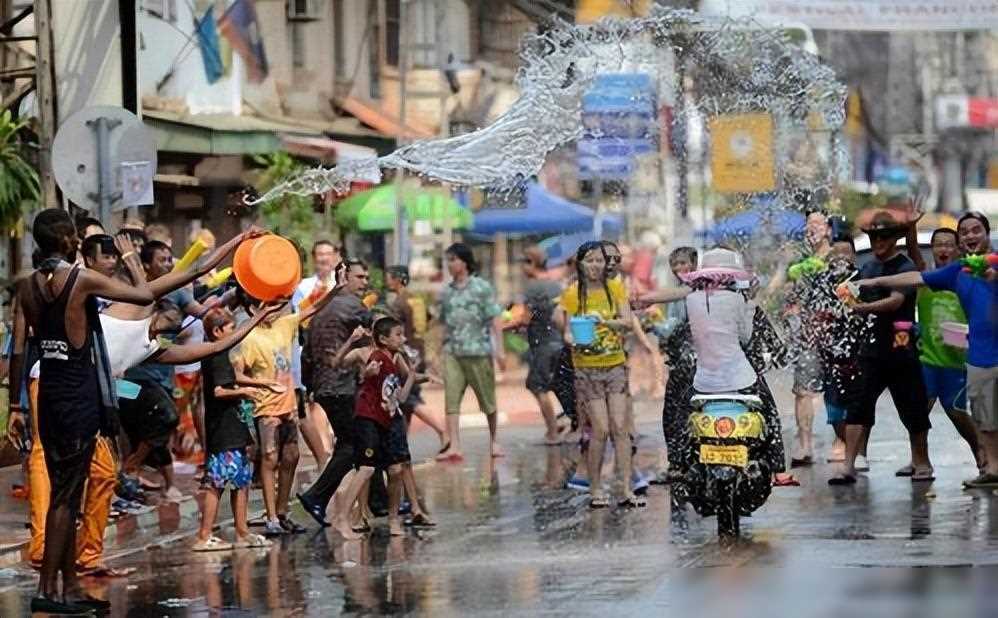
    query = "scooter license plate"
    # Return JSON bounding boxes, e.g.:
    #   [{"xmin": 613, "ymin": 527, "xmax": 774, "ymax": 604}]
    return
[{"xmin": 699, "ymin": 444, "xmax": 748, "ymax": 467}]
